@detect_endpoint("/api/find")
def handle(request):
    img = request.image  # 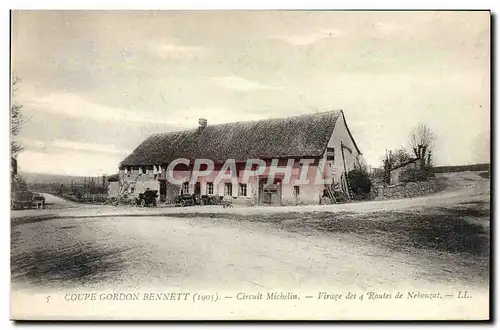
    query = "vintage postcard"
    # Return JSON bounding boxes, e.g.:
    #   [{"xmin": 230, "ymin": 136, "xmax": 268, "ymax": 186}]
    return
[{"xmin": 10, "ymin": 10, "xmax": 490, "ymax": 320}]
